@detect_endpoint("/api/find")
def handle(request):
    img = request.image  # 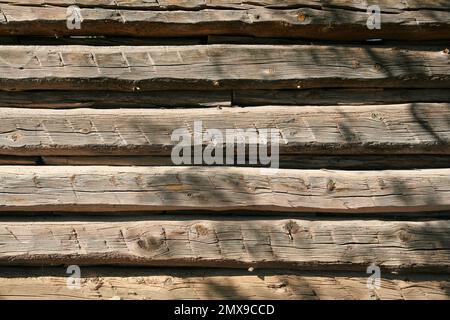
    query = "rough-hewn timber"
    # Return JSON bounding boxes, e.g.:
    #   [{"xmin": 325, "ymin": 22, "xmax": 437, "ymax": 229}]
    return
[
  {"xmin": 0, "ymin": 0, "xmax": 450, "ymax": 12},
  {"xmin": 0, "ymin": 1, "xmax": 449, "ymax": 40},
  {"xmin": 2, "ymin": 0, "xmax": 449, "ymax": 10},
  {"xmin": 0, "ymin": 218, "xmax": 449, "ymax": 271},
  {"xmin": 0, "ymin": 268, "xmax": 448, "ymax": 300},
  {"xmin": 0, "ymin": 166, "xmax": 450, "ymax": 213},
  {"xmin": 0, "ymin": 104, "xmax": 449, "ymax": 156},
  {"xmin": 0, "ymin": 45, "xmax": 449, "ymax": 91},
  {"xmin": 0, "ymin": 0, "xmax": 449, "ymax": 301}
]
